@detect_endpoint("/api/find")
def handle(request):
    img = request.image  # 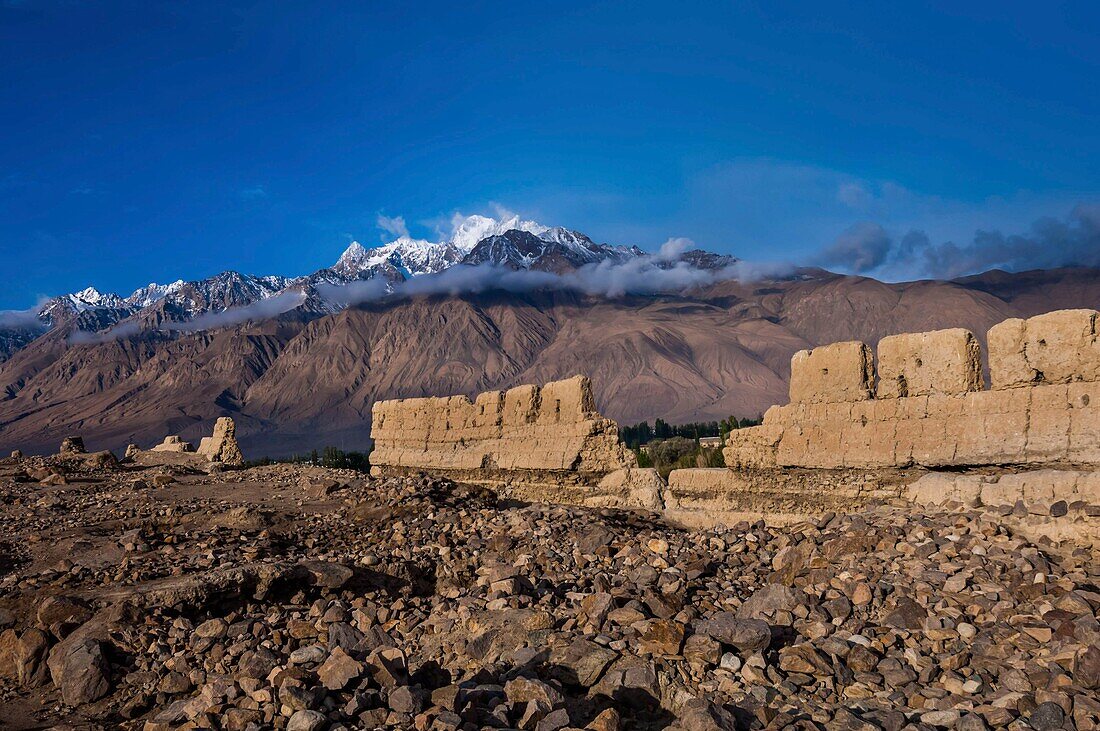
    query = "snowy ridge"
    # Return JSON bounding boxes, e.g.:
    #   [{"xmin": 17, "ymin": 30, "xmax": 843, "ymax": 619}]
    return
[{"xmin": 6, "ymin": 212, "xmax": 726, "ymax": 344}]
